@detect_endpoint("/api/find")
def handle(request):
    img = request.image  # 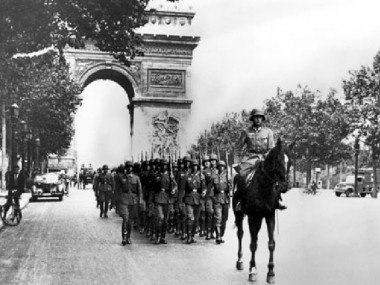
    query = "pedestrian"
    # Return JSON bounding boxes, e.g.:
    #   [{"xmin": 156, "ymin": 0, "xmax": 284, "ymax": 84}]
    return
[
  {"xmin": 184, "ymin": 159, "xmax": 205, "ymax": 244},
  {"xmin": 94, "ymin": 165, "xmax": 115, "ymax": 218},
  {"xmin": 234, "ymin": 108, "xmax": 286, "ymax": 211},
  {"xmin": 212, "ymin": 160, "xmax": 230, "ymax": 244},
  {"xmin": 115, "ymin": 161, "xmax": 142, "ymax": 245}
]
